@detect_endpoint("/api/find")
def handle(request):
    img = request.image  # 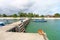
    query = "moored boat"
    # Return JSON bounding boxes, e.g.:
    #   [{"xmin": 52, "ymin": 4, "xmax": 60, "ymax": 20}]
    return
[
  {"xmin": 0, "ymin": 22, "xmax": 5, "ymax": 26},
  {"xmin": 33, "ymin": 19, "xmax": 47, "ymax": 22}
]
